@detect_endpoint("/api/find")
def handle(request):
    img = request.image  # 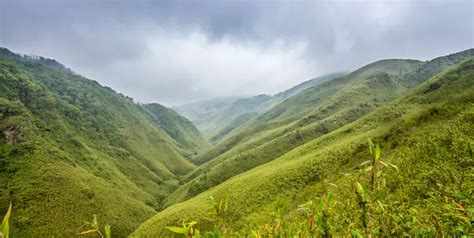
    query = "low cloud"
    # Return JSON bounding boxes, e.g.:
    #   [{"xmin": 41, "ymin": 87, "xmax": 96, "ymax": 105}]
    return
[
  {"xmin": 83, "ymin": 29, "xmax": 317, "ymax": 105},
  {"xmin": 1, "ymin": 0, "xmax": 472, "ymax": 105}
]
